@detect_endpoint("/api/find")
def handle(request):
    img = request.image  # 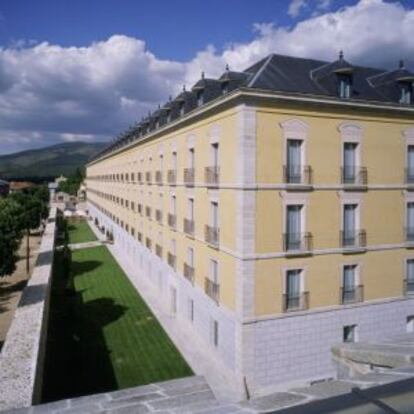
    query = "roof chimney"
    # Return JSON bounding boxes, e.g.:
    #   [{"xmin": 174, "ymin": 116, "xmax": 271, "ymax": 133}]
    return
[
  {"xmin": 339, "ymin": 50, "xmax": 344, "ymax": 61},
  {"xmin": 399, "ymin": 60, "xmax": 405, "ymax": 69}
]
